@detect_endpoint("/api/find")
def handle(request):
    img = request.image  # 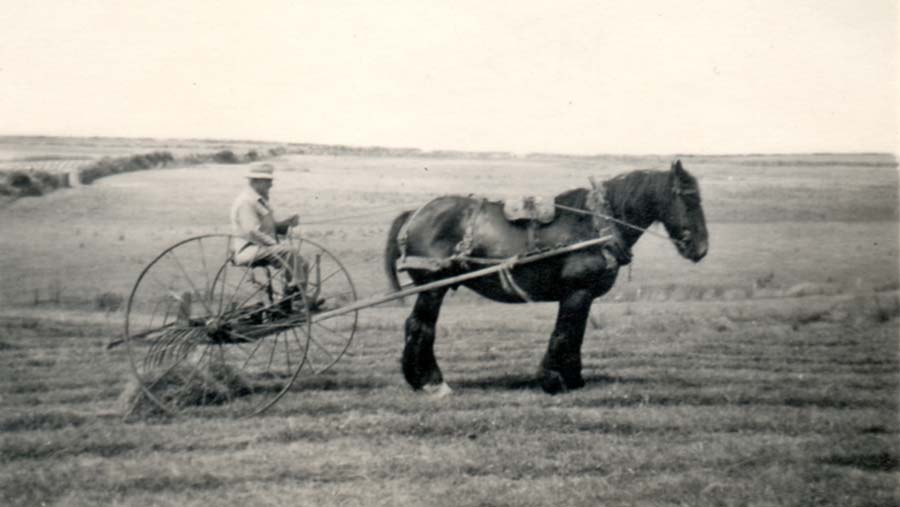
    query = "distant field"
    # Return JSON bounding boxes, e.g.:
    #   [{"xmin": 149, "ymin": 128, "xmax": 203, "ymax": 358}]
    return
[
  {"xmin": 0, "ymin": 149, "xmax": 896, "ymax": 306},
  {"xmin": 0, "ymin": 138, "xmax": 897, "ymax": 506}
]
